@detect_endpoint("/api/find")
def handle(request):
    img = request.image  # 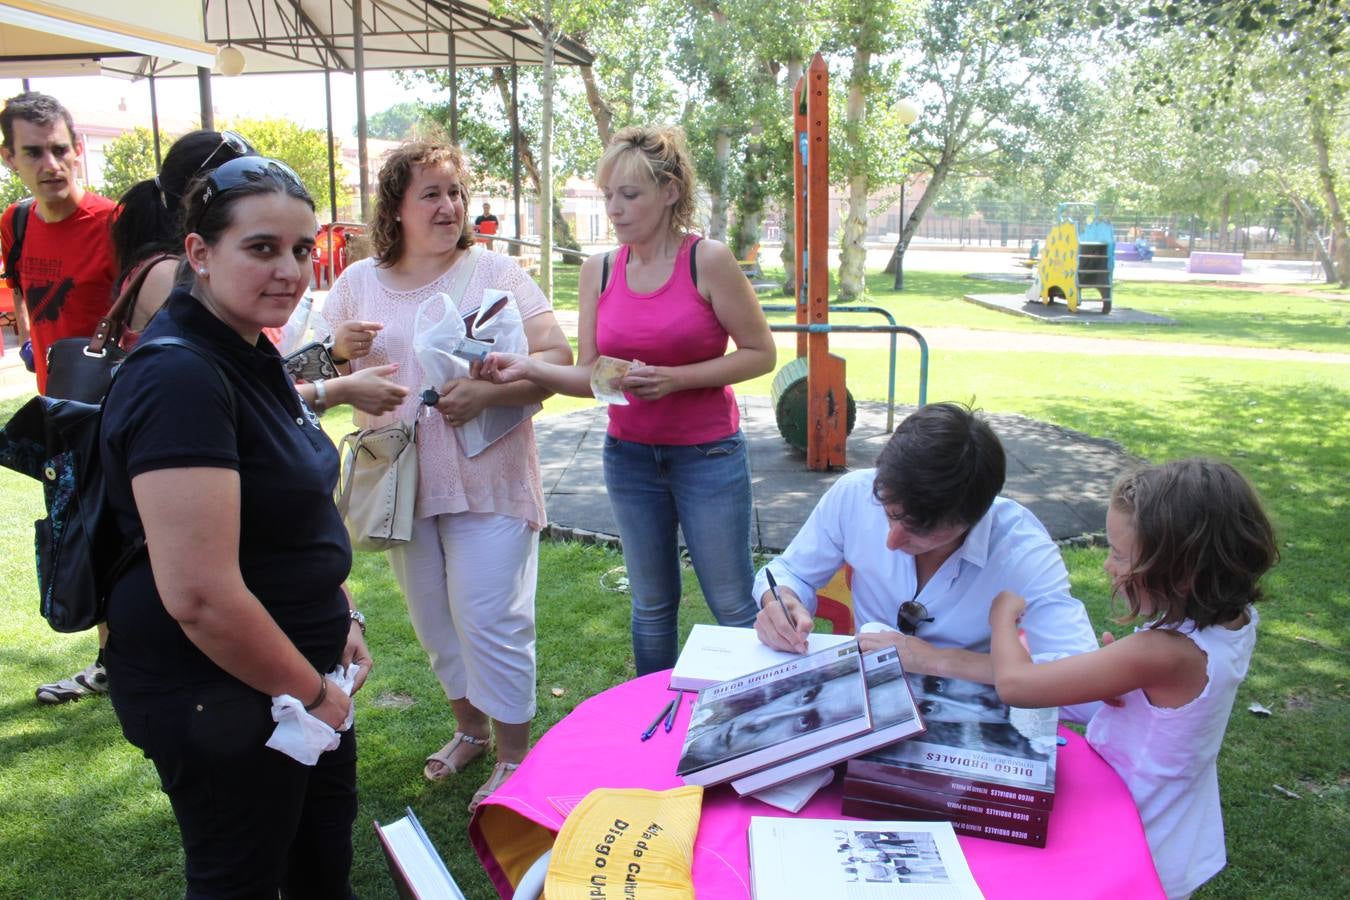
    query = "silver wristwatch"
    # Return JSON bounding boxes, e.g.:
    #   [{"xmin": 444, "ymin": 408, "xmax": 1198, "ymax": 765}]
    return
[{"xmin": 349, "ymin": 609, "xmax": 366, "ymax": 634}]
